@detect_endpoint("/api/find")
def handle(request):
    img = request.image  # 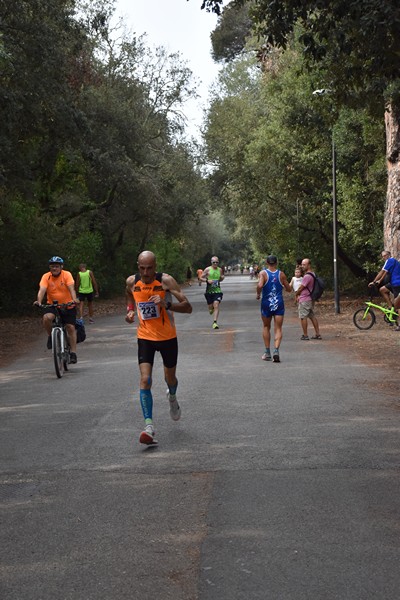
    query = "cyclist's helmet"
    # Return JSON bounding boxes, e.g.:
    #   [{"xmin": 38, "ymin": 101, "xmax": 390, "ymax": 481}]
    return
[{"xmin": 48, "ymin": 256, "xmax": 64, "ymax": 265}]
